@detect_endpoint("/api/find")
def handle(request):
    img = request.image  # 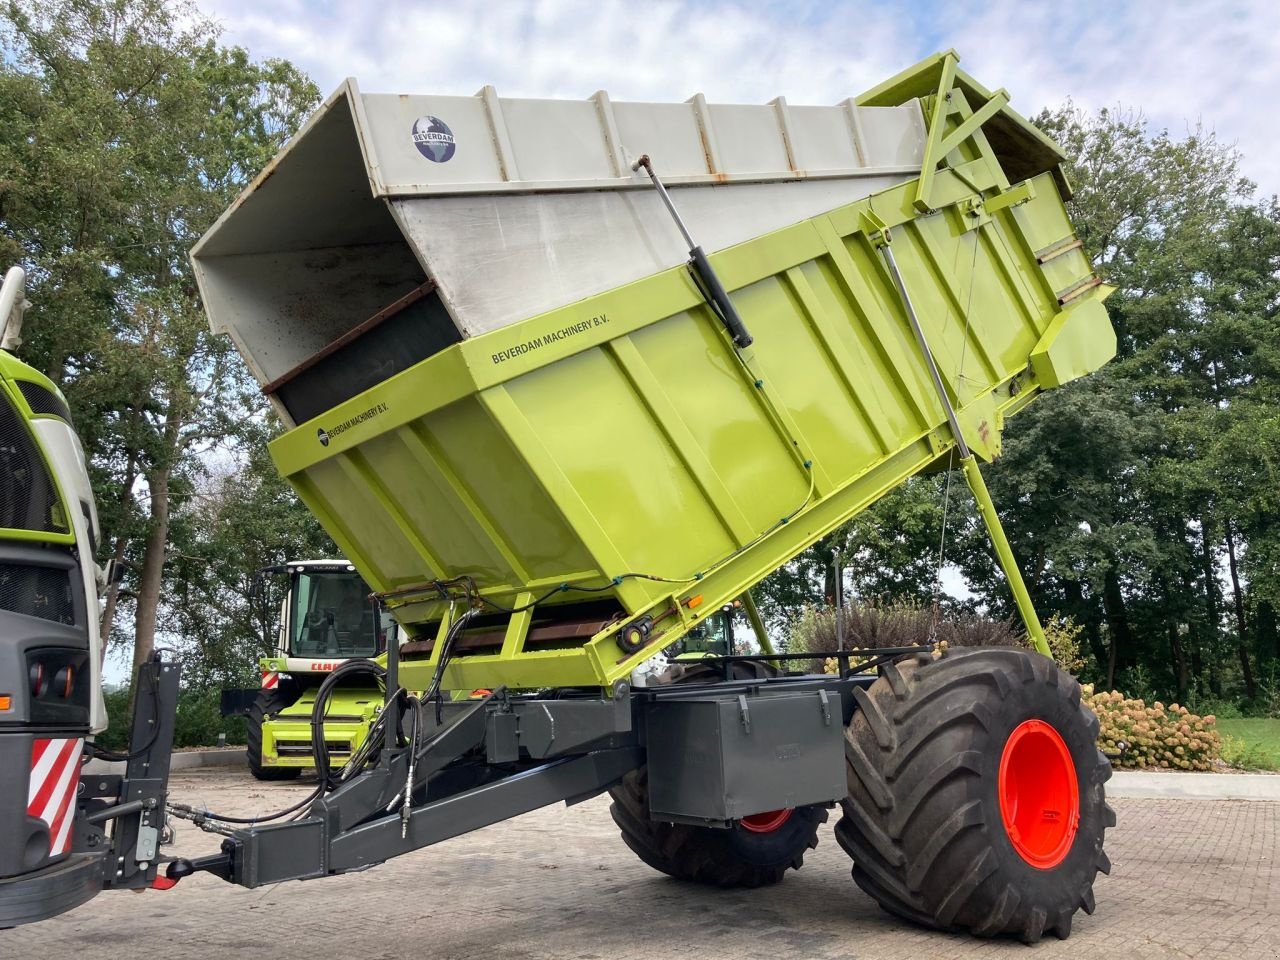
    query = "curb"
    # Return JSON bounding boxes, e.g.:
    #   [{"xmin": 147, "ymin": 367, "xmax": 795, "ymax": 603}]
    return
[
  {"xmin": 1109, "ymin": 770, "xmax": 1280, "ymax": 801},
  {"xmin": 84, "ymin": 748, "xmax": 244, "ymax": 776}
]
